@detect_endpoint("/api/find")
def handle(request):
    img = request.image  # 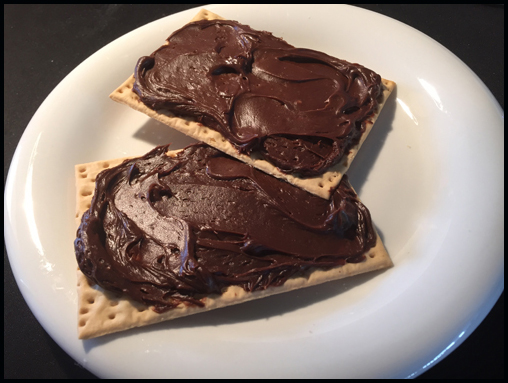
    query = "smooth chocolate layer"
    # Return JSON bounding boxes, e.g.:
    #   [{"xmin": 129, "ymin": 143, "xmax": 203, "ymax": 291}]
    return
[
  {"xmin": 133, "ymin": 19, "xmax": 382, "ymax": 176},
  {"xmin": 75, "ymin": 144, "xmax": 377, "ymax": 312}
]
